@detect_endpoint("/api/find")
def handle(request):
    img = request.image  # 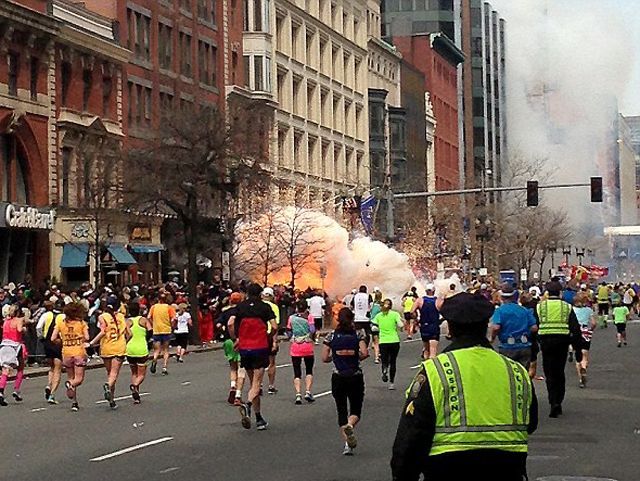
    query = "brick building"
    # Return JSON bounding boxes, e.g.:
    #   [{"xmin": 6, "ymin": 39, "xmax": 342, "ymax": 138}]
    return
[
  {"xmin": 392, "ymin": 33, "xmax": 464, "ymax": 191},
  {"xmin": 0, "ymin": 0, "xmax": 58, "ymax": 285}
]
